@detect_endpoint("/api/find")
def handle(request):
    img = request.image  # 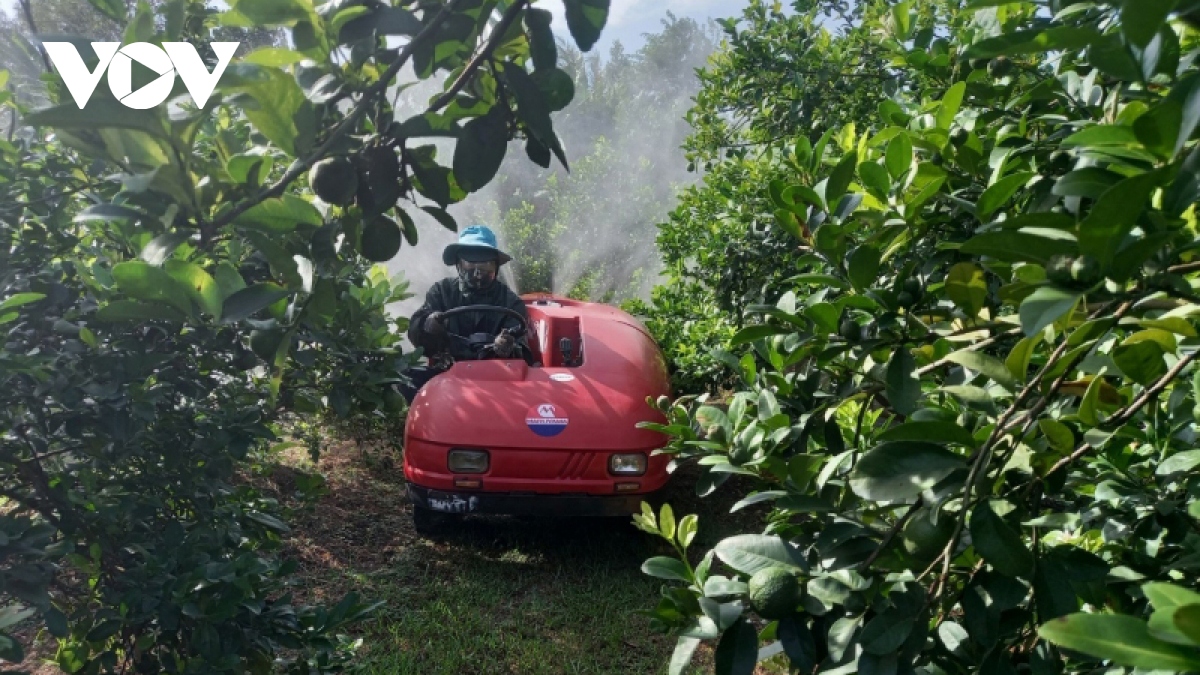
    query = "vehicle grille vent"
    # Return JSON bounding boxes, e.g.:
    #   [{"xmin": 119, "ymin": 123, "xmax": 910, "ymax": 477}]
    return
[{"xmin": 556, "ymin": 452, "xmax": 594, "ymax": 480}]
